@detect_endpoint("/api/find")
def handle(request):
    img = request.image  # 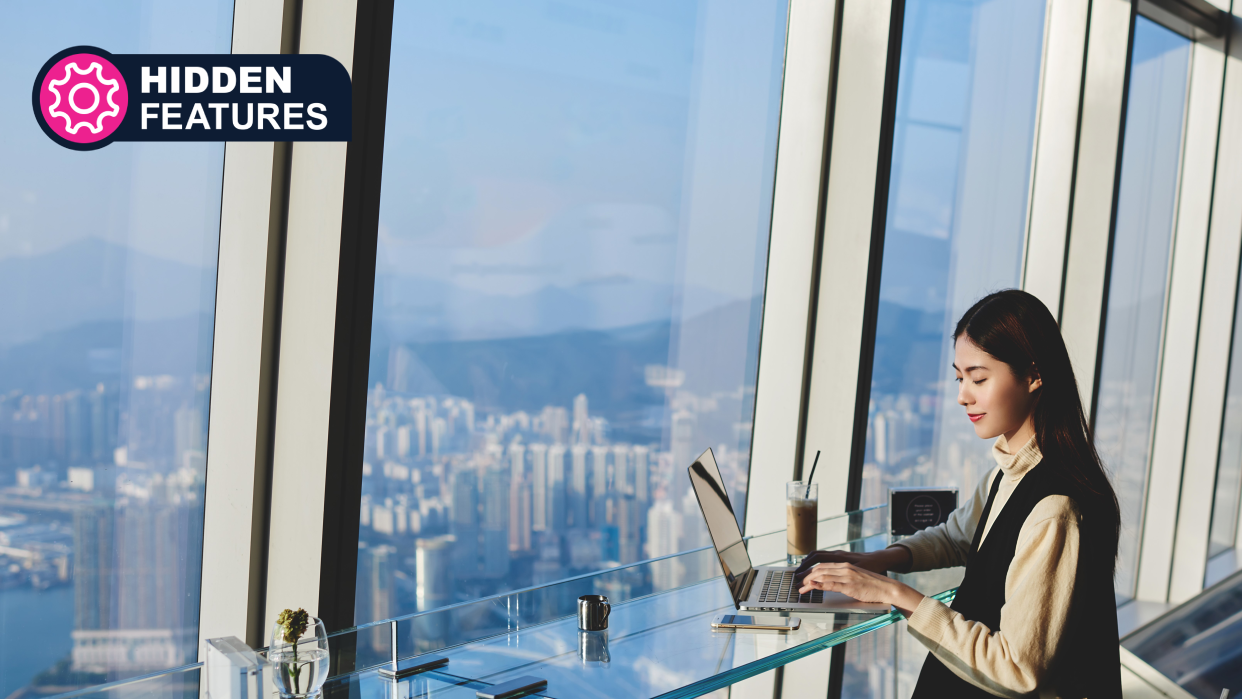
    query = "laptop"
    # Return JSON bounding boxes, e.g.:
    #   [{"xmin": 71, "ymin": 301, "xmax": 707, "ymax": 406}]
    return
[{"xmin": 688, "ymin": 448, "xmax": 889, "ymax": 613}]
